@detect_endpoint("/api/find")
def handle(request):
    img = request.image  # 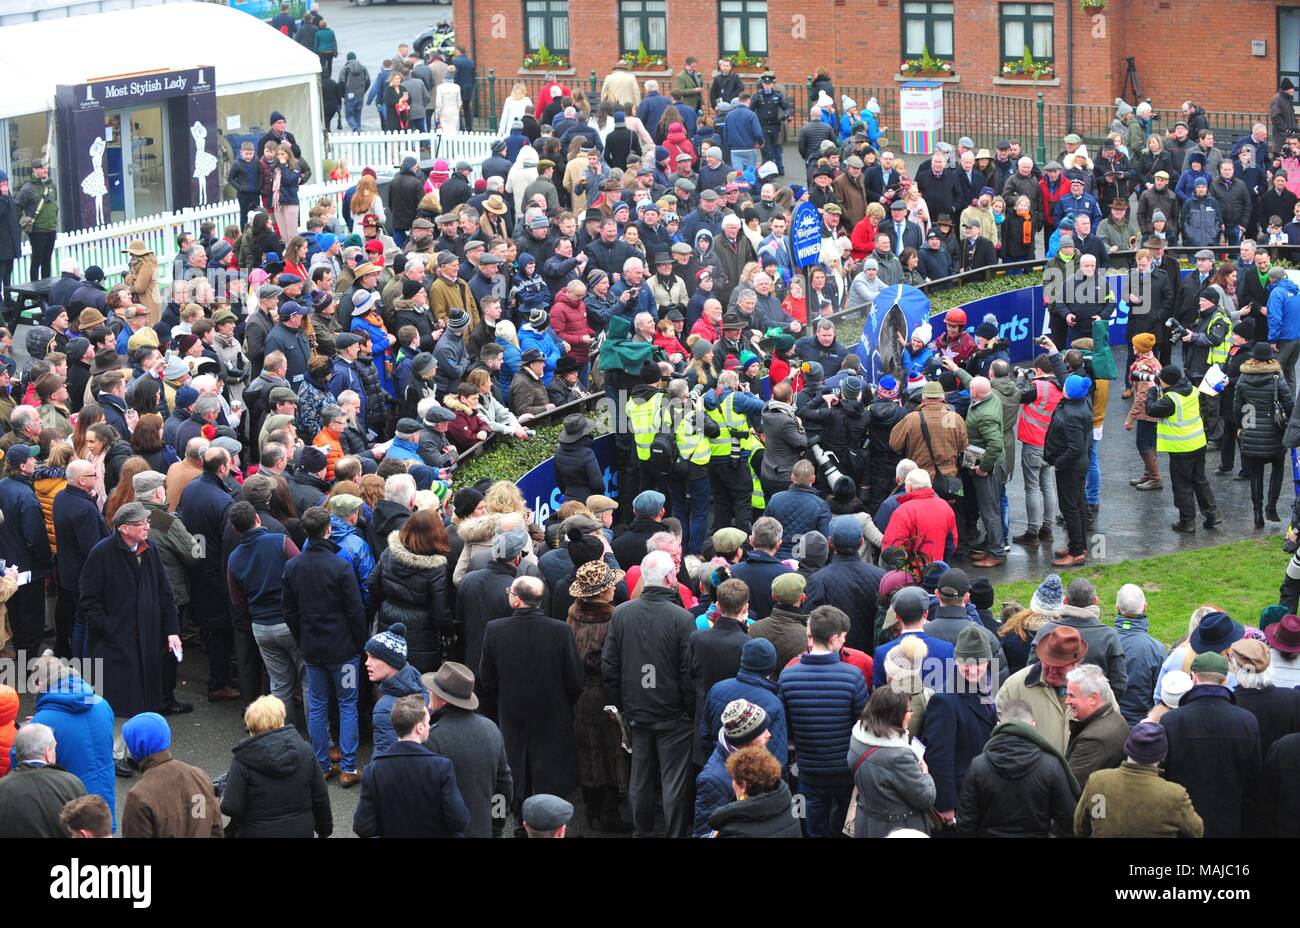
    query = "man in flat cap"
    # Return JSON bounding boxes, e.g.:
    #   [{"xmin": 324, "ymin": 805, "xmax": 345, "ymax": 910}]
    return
[
  {"xmin": 80, "ymin": 499, "xmax": 182, "ymax": 774},
  {"xmin": 522, "ymin": 793, "xmax": 574, "ymax": 837}
]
